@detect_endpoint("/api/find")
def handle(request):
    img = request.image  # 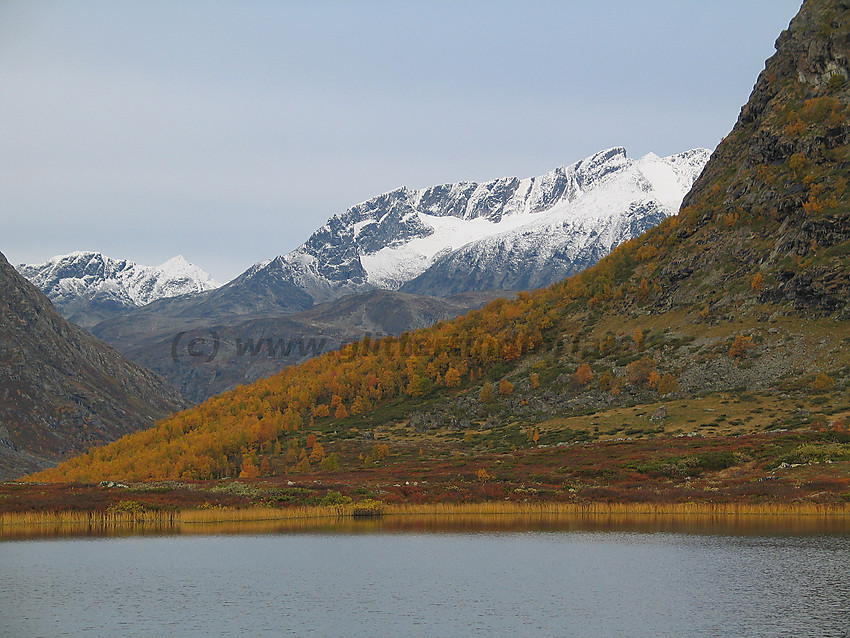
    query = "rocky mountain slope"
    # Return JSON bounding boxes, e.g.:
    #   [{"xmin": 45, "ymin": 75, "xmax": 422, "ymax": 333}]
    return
[
  {"xmin": 0, "ymin": 251, "xmax": 188, "ymax": 479},
  {"xmin": 31, "ymin": 0, "xmax": 849, "ymax": 486},
  {"xmin": 400, "ymin": 149, "xmax": 709, "ymax": 295},
  {"xmin": 18, "ymin": 252, "xmax": 219, "ymax": 327}
]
